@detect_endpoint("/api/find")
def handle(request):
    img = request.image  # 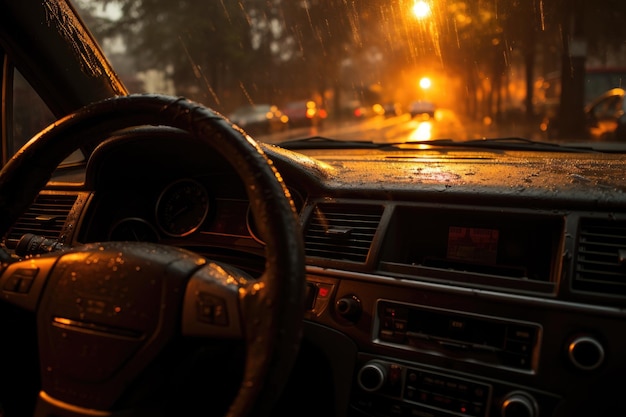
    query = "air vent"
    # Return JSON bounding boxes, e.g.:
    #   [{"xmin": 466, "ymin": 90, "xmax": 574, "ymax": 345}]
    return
[
  {"xmin": 573, "ymin": 218, "xmax": 626, "ymax": 296},
  {"xmin": 4, "ymin": 193, "xmax": 78, "ymax": 248},
  {"xmin": 304, "ymin": 203, "xmax": 383, "ymax": 263}
]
